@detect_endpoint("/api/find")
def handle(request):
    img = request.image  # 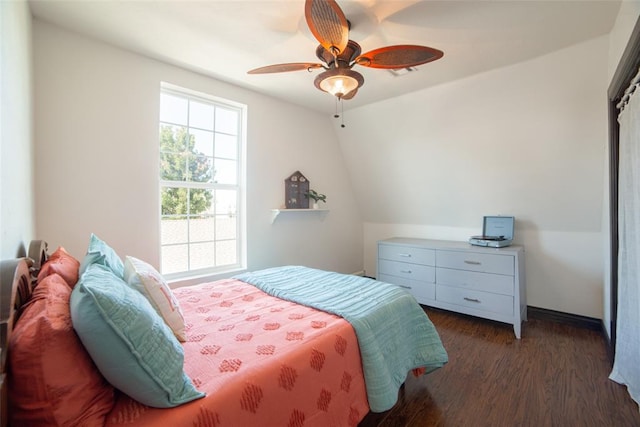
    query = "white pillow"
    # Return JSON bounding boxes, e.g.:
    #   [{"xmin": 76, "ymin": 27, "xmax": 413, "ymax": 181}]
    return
[{"xmin": 123, "ymin": 256, "xmax": 187, "ymax": 342}]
